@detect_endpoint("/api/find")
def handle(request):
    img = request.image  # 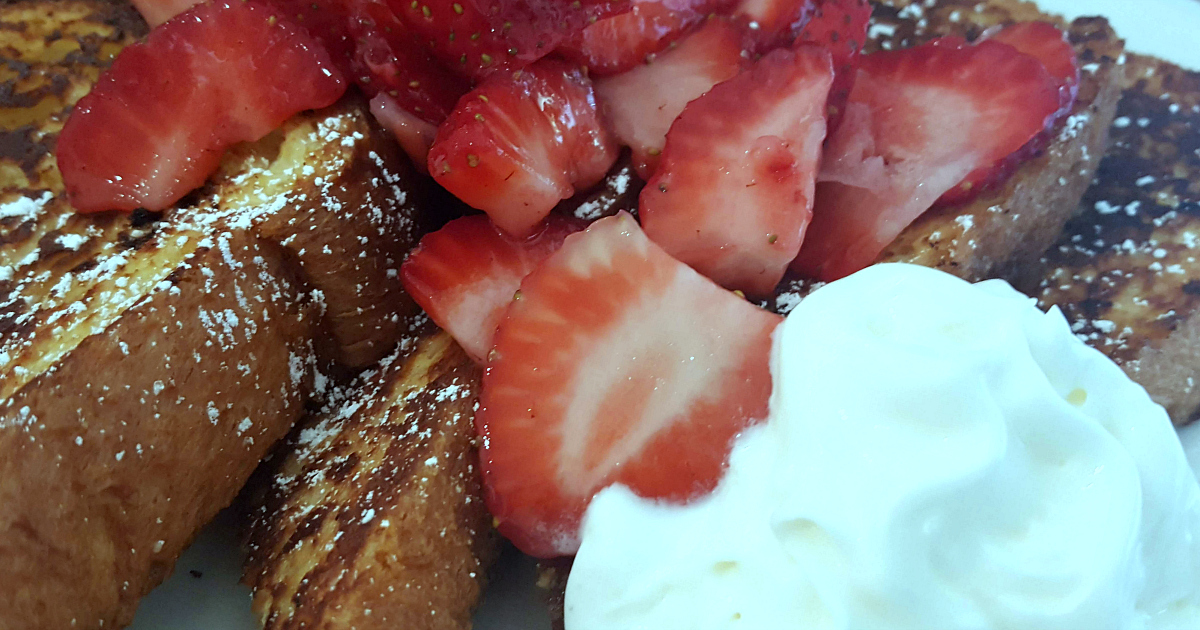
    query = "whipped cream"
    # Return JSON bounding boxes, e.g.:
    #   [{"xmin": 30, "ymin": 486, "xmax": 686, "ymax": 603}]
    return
[{"xmin": 565, "ymin": 263, "xmax": 1200, "ymax": 630}]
